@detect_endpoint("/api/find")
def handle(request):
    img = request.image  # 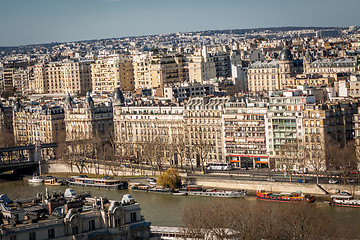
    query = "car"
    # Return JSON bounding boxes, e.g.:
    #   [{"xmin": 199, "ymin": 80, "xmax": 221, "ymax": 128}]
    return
[
  {"xmin": 347, "ymin": 179, "xmax": 357, "ymax": 183},
  {"xmin": 328, "ymin": 179, "xmax": 338, "ymax": 184},
  {"xmin": 267, "ymin": 177, "xmax": 276, "ymax": 182},
  {"xmin": 297, "ymin": 179, "xmax": 307, "ymax": 183},
  {"xmin": 146, "ymin": 178, "xmax": 156, "ymax": 182},
  {"xmin": 340, "ymin": 191, "xmax": 351, "ymax": 196}
]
